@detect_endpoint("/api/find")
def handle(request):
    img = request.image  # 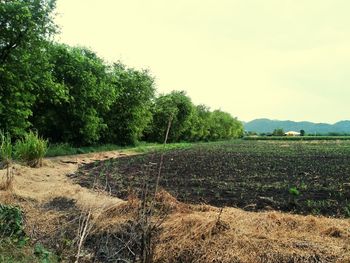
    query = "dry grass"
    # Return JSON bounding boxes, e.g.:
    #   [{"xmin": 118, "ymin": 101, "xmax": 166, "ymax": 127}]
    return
[
  {"xmin": 93, "ymin": 192, "xmax": 350, "ymax": 263},
  {"xmin": 155, "ymin": 207, "xmax": 350, "ymax": 262}
]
